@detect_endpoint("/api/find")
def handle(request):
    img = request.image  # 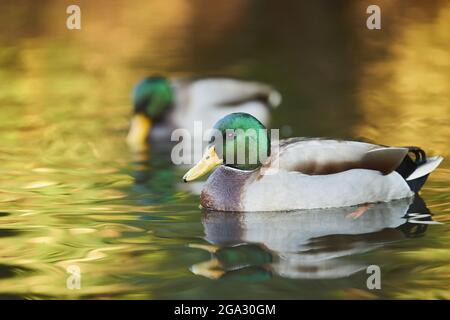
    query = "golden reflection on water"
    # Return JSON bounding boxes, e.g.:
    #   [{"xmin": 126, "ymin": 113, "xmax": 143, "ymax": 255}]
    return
[
  {"xmin": 0, "ymin": 0, "xmax": 448, "ymax": 299},
  {"xmin": 355, "ymin": 2, "xmax": 450, "ymax": 156}
]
